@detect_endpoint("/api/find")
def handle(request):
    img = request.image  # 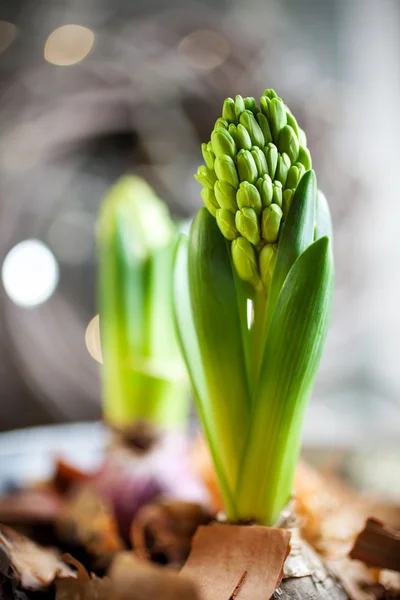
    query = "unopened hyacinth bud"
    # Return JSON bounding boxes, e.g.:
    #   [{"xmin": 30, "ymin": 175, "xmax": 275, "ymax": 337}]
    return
[
  {"xmin": 286, "ymin": 165, "xmax": 300, "ymax": 190},
  {"xmin": 237, "ymin": 150, "xmax": 258, "ymax": 184},
  {"xmin": 278, "ymin": 125, "xmax": 299, "ymax": 164},
  {"xmin": 201, "ymin": 188, "xmax": 219, "ymax": 216},
  {"xmin": 251, "ymin": 146, "xmax": 268, "ymax": 177},
  {"xmin": 215, "ymin": 180, "xmax": 237, "ymax": 213},
  {"xmin": 214, "ymin": 155, "xmax": 239, "ymax": 189},
  {"xmin": 257, "ymin": 175, "xmax": 273, "ymax": 208},
  {"xmin": 244, "ymin": 96, "xmax": 257, "ymax": 113},
  {"xmin": 237, "ymin": 182, "xmax": 262, "ymax": 215},
  {"xmin": 215, "ymin": 117, "xmax": 228, "ymax": 130},
  {"xmin": 275, "ymin": 153, "xmax": 291, "ymax": 187},
  {"xmin": 228, "ymin": 124, "xmax": 239, "ymax": 147},
  {"xmin": 259, "ymin": 244, "xmax": 276, "ymax": 292},
  {"xmin": 232, "ymin": 237, "xmax": 259, "ymax": 284},
  {"xmin": 222, "ymin": 98, "xmax": 236, "ymax": 123},
  {"xmin": 235, "ymin": 95, "xmax": 246, "ymax": 120},
  {"xmin": 285, "ymin": 111, "xmax": 299, "ymax": 138},
  {"xmin": 195, "ymin": 166, "xmax": 217, "ymax": 189},
  {"xmin": 272, "ymin": 181, "xmax": 283, "ymax": 208},
  {"xmin": 240, "ymin": 111, "xmax": 264, "ymax": 148},
  {"xmin": 282, "ymin": 189, "xmax": 294, "ymax": 219},
  {"xmin": 269, "ymin": 98, "xmax": 287, "ymax": 141},
  {"xmin": 256, "ymin": 113, "xmax": 272, "ymax": 144},
  {"xmin": 211, "ymin": 128, "xmax": 237, "ymax": 158},
  {"xmin": 265, "ymin": 144, "xmax": 278, "ymax": 180},
  {"xmin": 216, "ymin": 209, "xmax": 239, "ymax": 240},
  {"xmin": 195, "ymin": 88, "xmax": 313, "ymax": 288},
  {"xmin": 201, "ymin": 143, "xmax": 215, "ymax": 169},
  {"xmin": 297, "ymin": 146, "xmax": 312, "ymax": 171},
  {"xmin": 237, "ymin": 124, "xmax": 252, "ymax": 151},
  {"xmin": 262, "ymin": 204, "xmax": 283, "ymax": 243},
  {"xmin": 235, "ymin": 207, "xmax": 260, "ymax": 246}
]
